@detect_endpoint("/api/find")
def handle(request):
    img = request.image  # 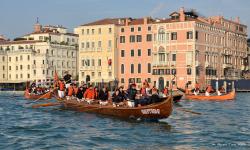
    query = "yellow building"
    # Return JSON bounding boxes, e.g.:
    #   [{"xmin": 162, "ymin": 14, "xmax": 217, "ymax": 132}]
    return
[{"xmin": 75, "ymin": 19, "xmax": 120, "ymax": 85}]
